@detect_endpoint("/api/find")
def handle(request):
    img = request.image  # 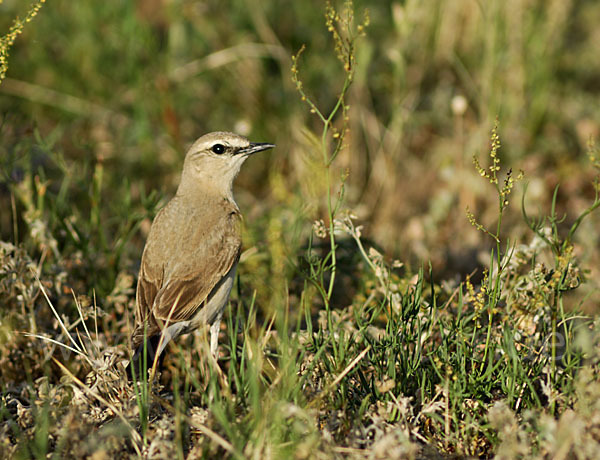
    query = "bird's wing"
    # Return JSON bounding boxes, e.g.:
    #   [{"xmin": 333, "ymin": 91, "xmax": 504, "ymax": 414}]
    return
[
  {"xmin": 152, "ymin": 236, "xmax": 240, "ymax": 323},
  {"xmin": 146, "ymin": 208, "xmax": 241, "ymax": 325},
  {"xmin": 133, "ymin": 206, "xmax": 167, "ymax": 345}
]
